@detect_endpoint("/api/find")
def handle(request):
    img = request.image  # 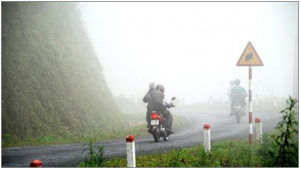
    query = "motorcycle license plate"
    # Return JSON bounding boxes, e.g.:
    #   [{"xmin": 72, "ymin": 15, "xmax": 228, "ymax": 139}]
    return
[
  {"xmin": 151, "ymin": 120, "xmax": 159, "ymax": 125},
  {"xmin": 234, "ymin": 105, "xmax": 241, "ymax": 109}
]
